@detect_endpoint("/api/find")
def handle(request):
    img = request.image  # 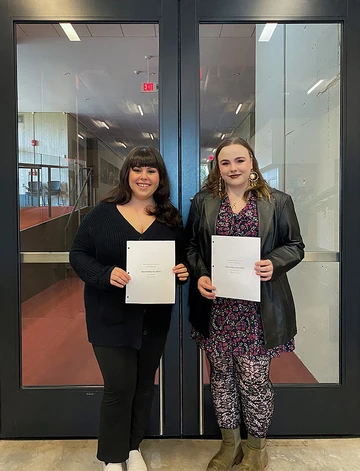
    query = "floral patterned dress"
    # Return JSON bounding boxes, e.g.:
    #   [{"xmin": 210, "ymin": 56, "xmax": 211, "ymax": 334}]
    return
[{"xmin": 192, "ymin": 193, "xmax": 295, "ymax": 359}]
